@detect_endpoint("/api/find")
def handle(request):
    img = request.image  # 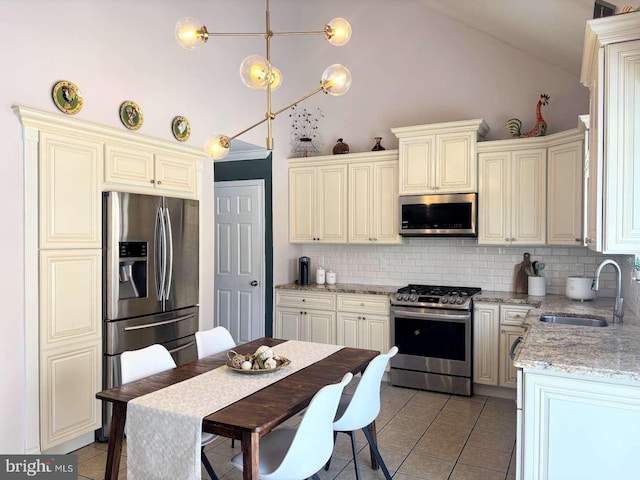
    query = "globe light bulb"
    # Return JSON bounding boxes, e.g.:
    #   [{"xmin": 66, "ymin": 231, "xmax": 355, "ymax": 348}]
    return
[
  {"xmin": 175, "ymin": 18, "xmax": 207, "ymax": 50},
  {"xmin": 321, "ymin": 64, "xmax": 352, "ymax": 96},
  {"xmin": 268, "ymin": 66, "xmax": 283, "ymax": 91},
  {"xmin": 239, "ymin": 55, "xmax": 272, "ymax": 90},
  {"xmin": 203, "ymin": 134, "xmax": 230, "ymax": 160},
  {"xmin": 325, "ymin": 18, "xmax": 352, "ymax": 46}
]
